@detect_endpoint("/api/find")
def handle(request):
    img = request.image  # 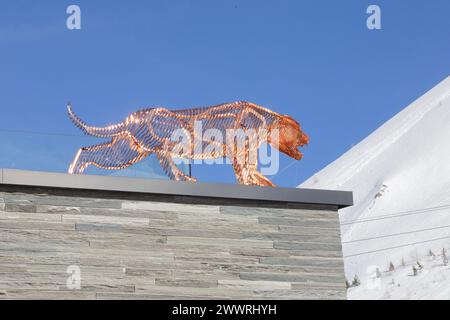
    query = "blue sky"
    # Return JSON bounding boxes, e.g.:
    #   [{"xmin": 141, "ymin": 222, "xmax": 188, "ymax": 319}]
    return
[{"xmin": 0, "ymin": 0, "xmax": 449, "ymax": 187}]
